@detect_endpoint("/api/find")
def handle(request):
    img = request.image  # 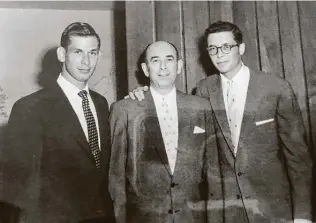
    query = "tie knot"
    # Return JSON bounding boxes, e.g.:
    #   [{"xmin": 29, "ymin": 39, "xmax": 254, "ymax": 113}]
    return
[{"xmin": 78, "ymin": 90, "xmax": 88, "ymax": 99}]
